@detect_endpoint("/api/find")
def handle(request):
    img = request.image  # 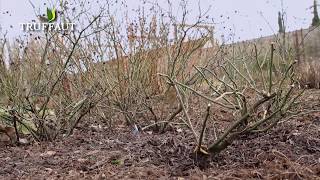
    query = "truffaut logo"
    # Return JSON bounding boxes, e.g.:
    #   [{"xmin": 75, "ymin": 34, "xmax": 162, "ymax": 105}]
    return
[
  {"xmin": 46, "ymin": 8, "xmax": 57, "ymax": 23},
  {"xmin": 20, "ymin": 1, "xmax": 75, "ymax": 32}
]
